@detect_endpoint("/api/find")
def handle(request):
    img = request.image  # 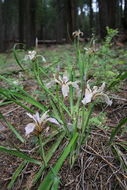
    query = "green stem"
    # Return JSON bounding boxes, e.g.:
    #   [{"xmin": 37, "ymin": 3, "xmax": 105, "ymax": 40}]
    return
[
  {"xmin": 56, "ymin": 85, "xmax": 69, "ymax": 135},
  {"xmin": 38, "ymin": 135, "xmax": 47, "ymax": 167}
]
